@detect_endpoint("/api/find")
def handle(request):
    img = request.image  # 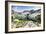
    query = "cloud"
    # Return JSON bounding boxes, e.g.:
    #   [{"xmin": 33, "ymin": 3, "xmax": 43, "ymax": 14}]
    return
[{"xmin": 12, "ymin": 6, "xmax": 41, "ymax": 12}]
